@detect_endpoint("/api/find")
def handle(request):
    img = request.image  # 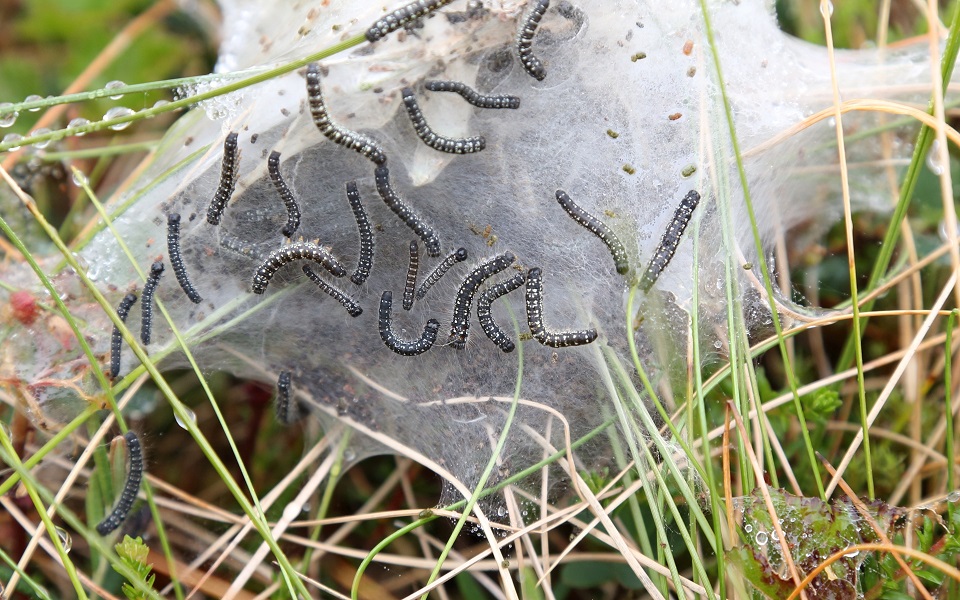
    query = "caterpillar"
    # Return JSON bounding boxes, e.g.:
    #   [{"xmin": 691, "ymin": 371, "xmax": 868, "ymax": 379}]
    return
[
  {"xmin": 140, "ymin": 261, "xmax": 164, "ymax": 345},
  {"xmin": 109, "ymin": 292, "xmax": 138, "ymax": 379},
  {"xmin": 378, "ymin": 291, "xmax": 440, "ymax": 356},
  {"xmin": 166, "ymin": 213, "xmax": 202, "ymax": 304},
  {"xmin": 424, "ymin": 80, "xmax": 520, "ymax": 110},
  {"xmin": 267, "ymin": 151, "xmax": 301, "ymax": 238},
  {"xmin": 206, "ymin": 132, "xmax": 239, "ymax": 225},
  {"xmin": 403, "ymin": 240, "xmax": 419, "ymax": 311},
  {"xmin": 517, "ymin": 0, "xmax": 550, "ymax": 81},
  {"xmin": 96, "ymin": 431, "xmax": 143, "ymax": 535},
  {"xmin": 449, "ymin": 252, "xmax": 516, "ymax": 348},
  {"xmin": 306, "ymin": 63, "xmax": 386, "ymax": 166},
  {"xmin": 639, "ymin": 190, "xmax": 701, "ymax": 293},
  {"xmin": 374, "ymin": 166, "xmax": 441, "ymax": 257},
  {"xmin": 365, "ymin": 0, "xmax": 455, "ymax": 43},
  {"xmin": 416, "ymin": 247, "xmax": 467, "ymax": 300},
  {"xmin": 401, "ymin": 87, "xmax": 485, "ymax": 154},
  {"xmin": 302, "ymin": 265, "xmax": 363, "ymax": 317},
  {"xmin": 232, "ymin": 206, "xmax": 283, "ymax": 224},
  {"xmin": 275, "ymin": 370, "xmax": 303, "ymax": 425},
  {"xmin": 219, "ymin": 232, "xmax": 268, "ymax": 260},
  {"xmin": 555, "ymin": 189, "xmax": 629, "ymax": 275},
  {"xmin": 345, "ymin": 181, "xmax": 374, "ymax": 285},
  {"xmin": 477, "ymin": 272, "xmax": 526, "ymax": 353},
  {"xmin": 524, "ymin": 267, "xmax": 597, "ymax": 348},
  {"xmin": 252, "ymin": 241, "xmax": 347, "ymax": 295}
]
